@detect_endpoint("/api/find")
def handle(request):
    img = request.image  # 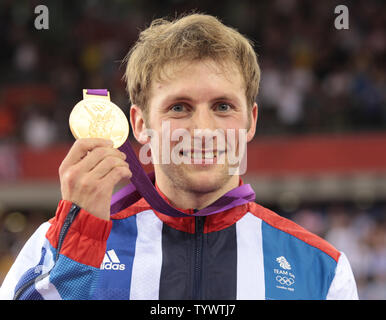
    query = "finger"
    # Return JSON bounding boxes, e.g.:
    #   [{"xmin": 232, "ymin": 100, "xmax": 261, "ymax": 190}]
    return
[
  {"xmin": 60, "ymin": 138, "xmax": 113, "ymax": 172},
  {"xmin": 89, "ymin": 156, "xmax": 129, "ymax": 180},
  {"xmin": 100, "ymin": 165, "xmax": 132, "ymax": 187},
  {"xmin": 77, "ymin": 146, "xmax": 126, "ymax": 173}
]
